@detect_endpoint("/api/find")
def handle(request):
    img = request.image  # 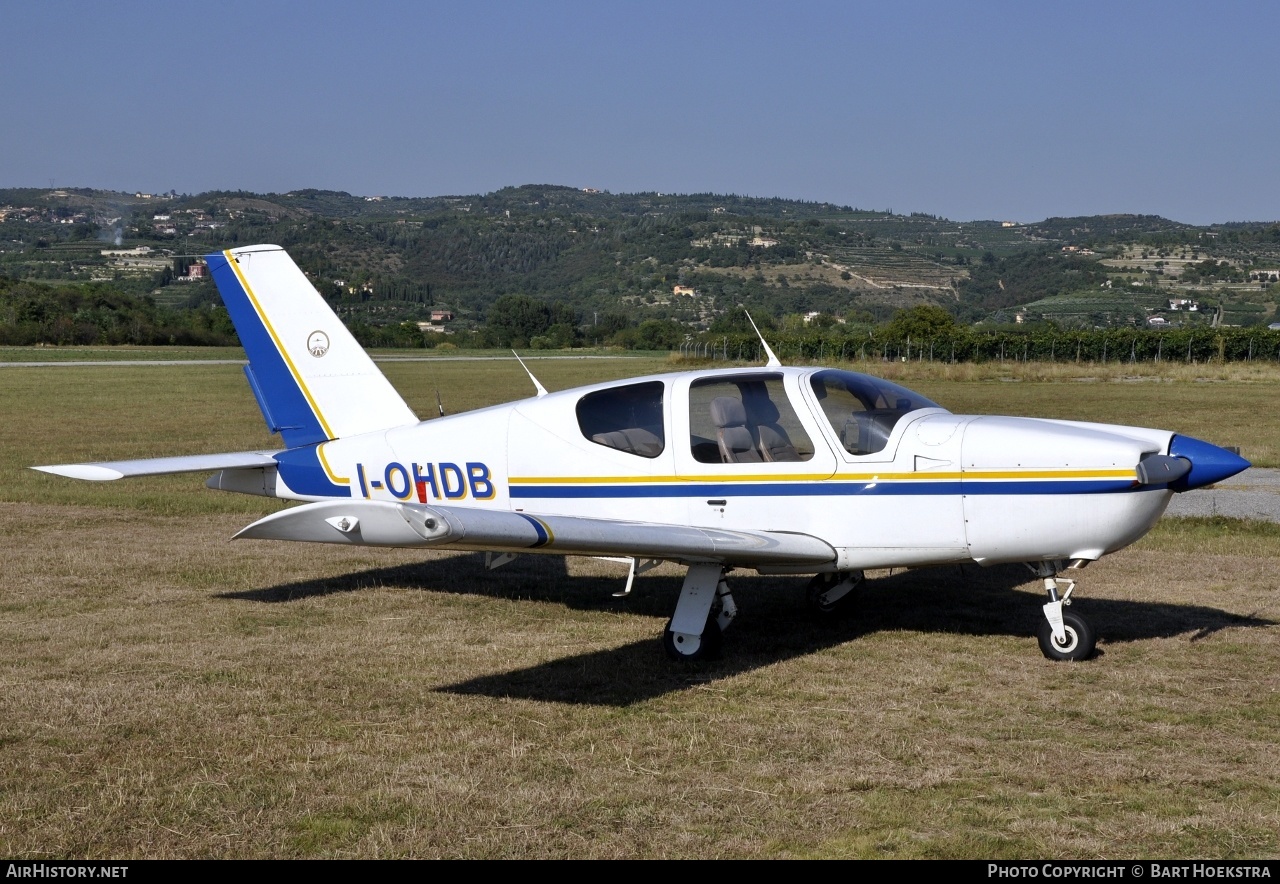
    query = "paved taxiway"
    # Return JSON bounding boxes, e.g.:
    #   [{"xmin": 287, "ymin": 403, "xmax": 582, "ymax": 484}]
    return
[{"xmin": 1165, "ymin": 467, "xmax": 1280, "ymax": 523}]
